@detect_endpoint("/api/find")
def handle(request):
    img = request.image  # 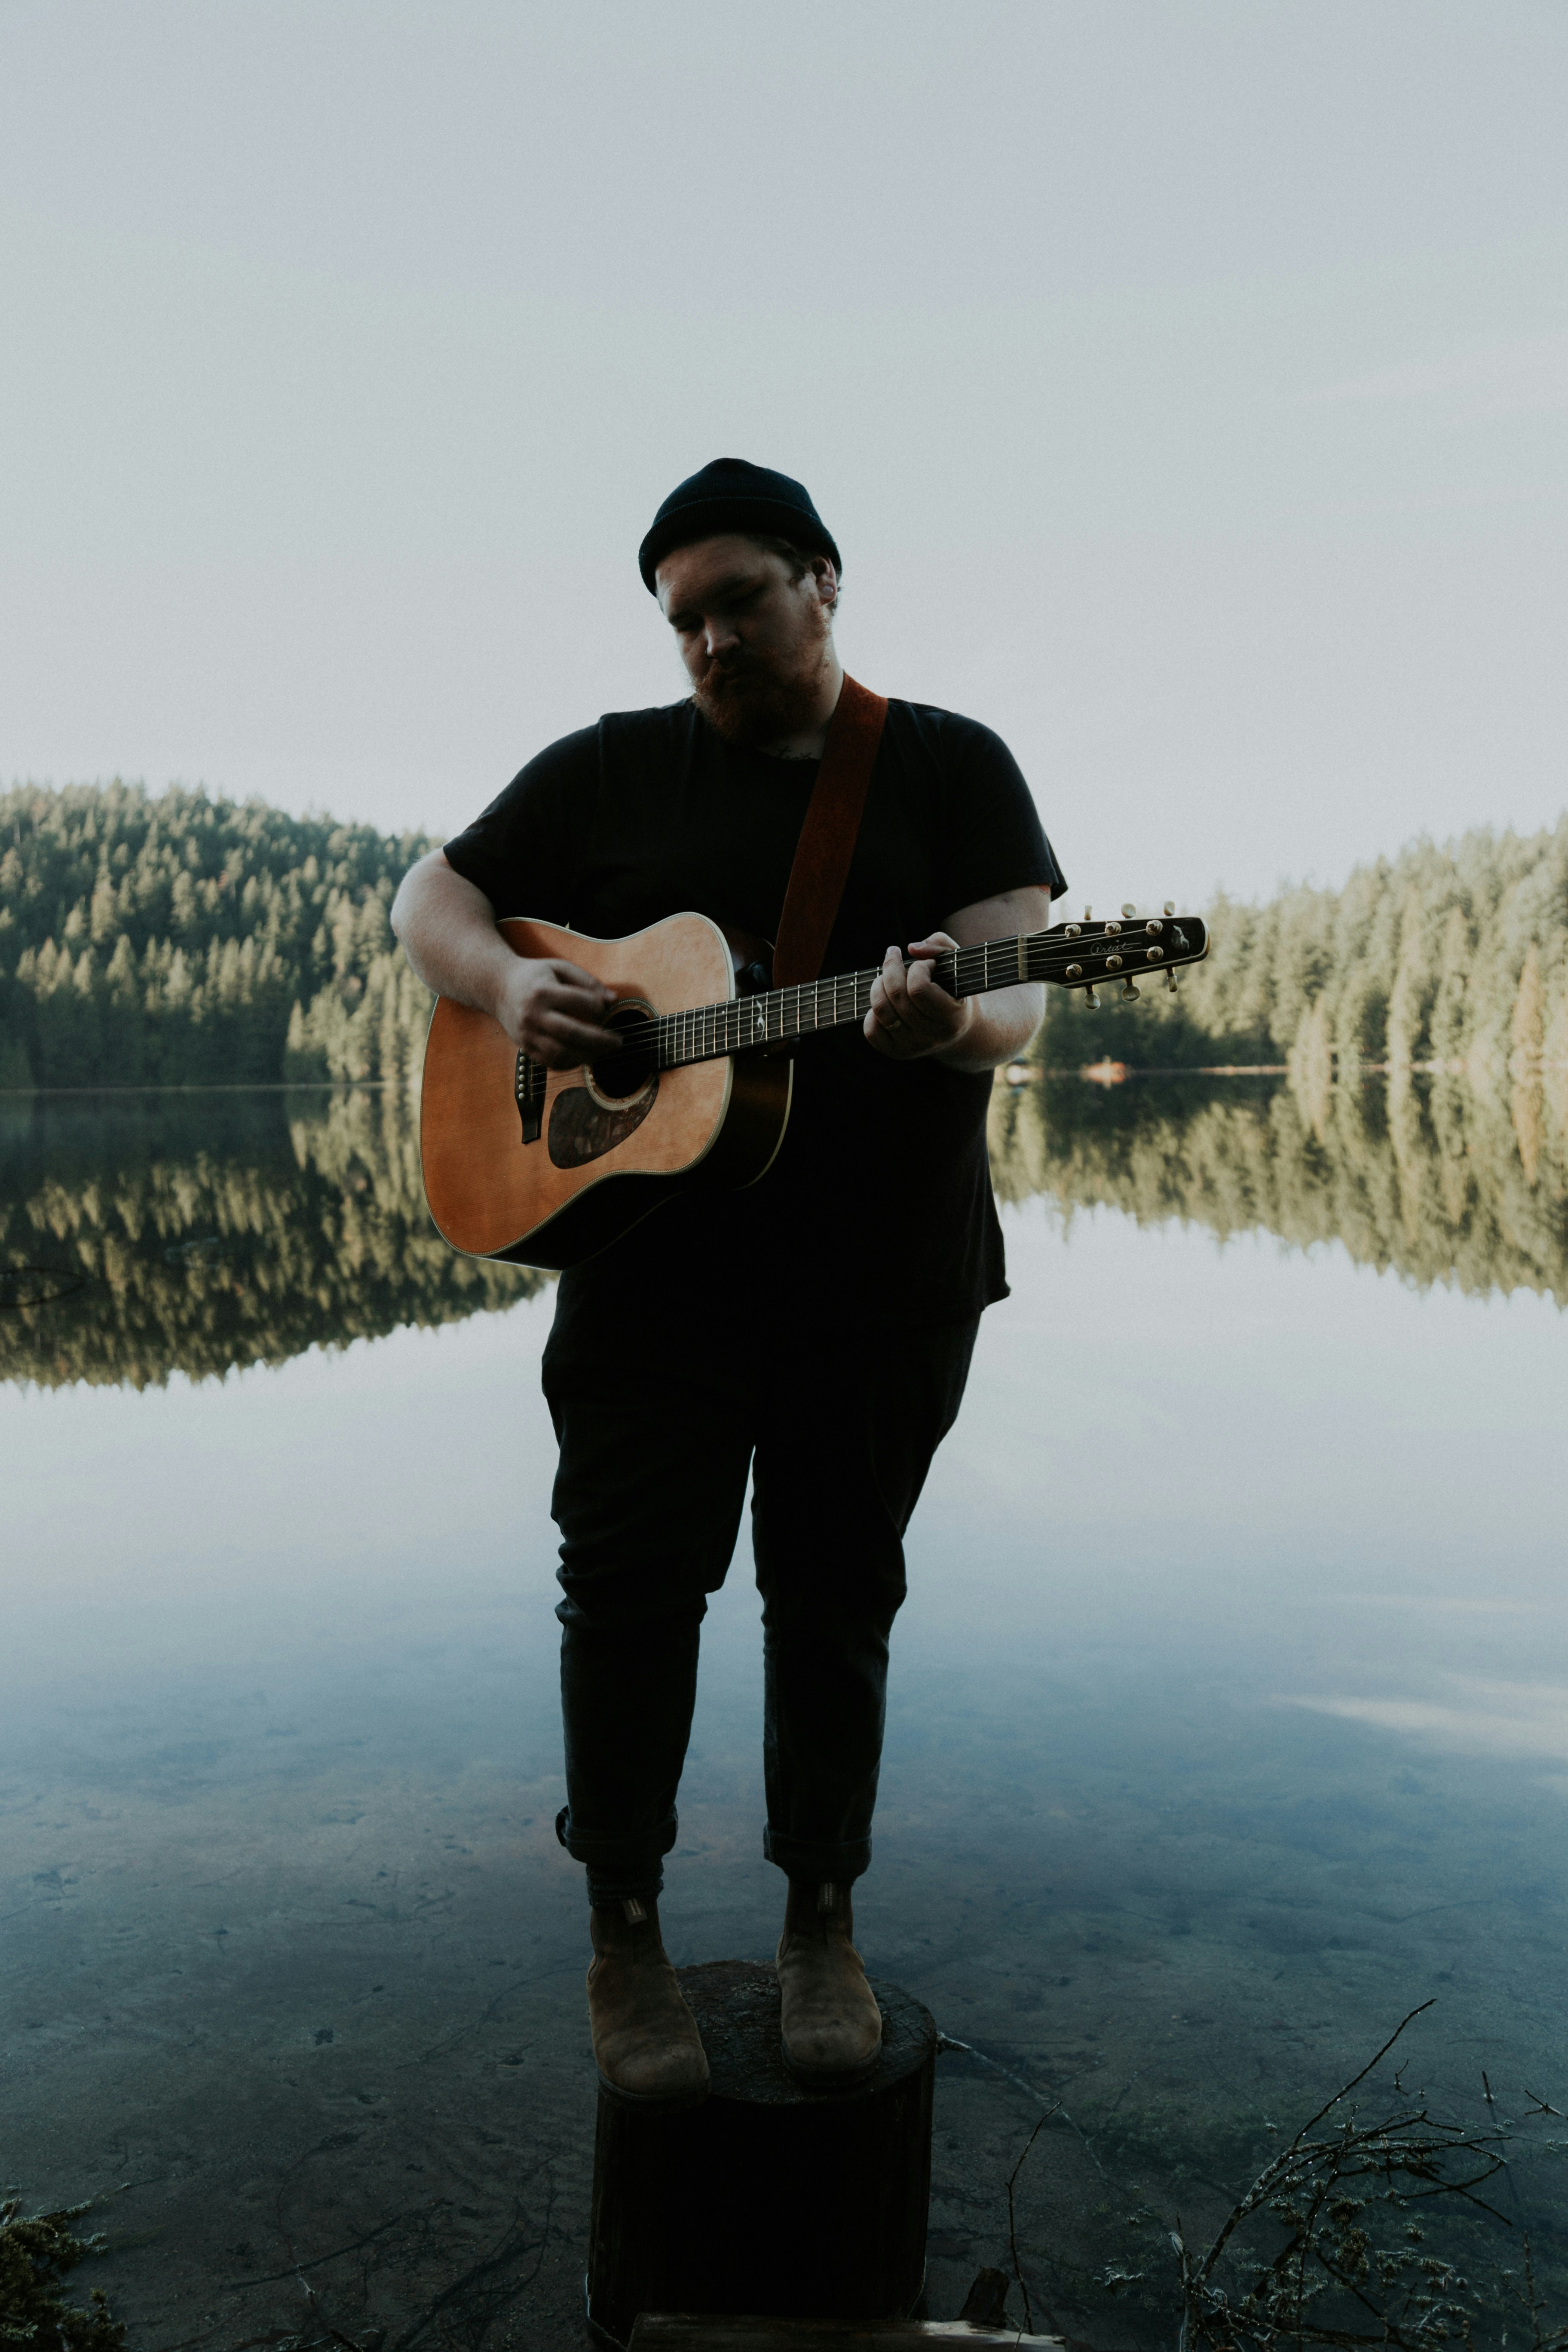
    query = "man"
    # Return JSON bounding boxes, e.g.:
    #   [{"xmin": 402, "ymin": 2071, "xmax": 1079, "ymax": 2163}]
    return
[{"xmin": 392, "ymin": 458, "xmax": 1066, "ymax": 2109}]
